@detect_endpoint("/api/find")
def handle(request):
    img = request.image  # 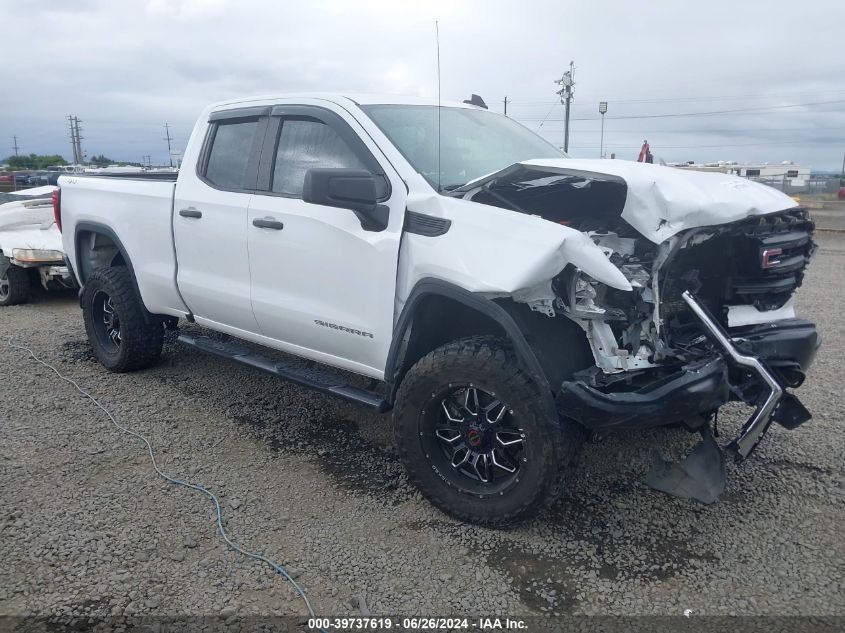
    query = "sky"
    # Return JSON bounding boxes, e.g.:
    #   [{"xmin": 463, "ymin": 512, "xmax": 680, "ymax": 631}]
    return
[{"xmin": 1, "ymin": 0, "xmax": 843, "ymax": 170}]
